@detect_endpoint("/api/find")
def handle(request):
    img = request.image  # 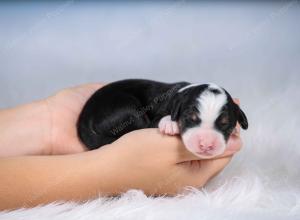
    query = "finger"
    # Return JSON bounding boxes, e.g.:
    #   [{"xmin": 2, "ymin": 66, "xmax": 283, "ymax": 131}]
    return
[
  {"xmin": 233, "ymin": 98, "xmax": 240, "ymax": 105},
  {"xmin": 68, "ymin": 84, "xmax": 104, "ymax": 102},
  {"xmin": 177, "ymin": 156, "xmax": 232, "ymax": 187},
  {"xmin": 216, "ymin": 136, "xmax": 243, "ymax": 159},
  {"xmin": 232, "ymin": 123, "xmax": 241, "ymax": 136},
  {"xmin": 73, "ymin": 83, "xmax": 104, "ymax": 92},
  {"xmin": 200, "ymin": 157, "xmax": 232, "ymax": 181},
  {"xmin": 176, "ymin": 148, "xmax": 201, "ymax": 162},
  {"xmin": 133, "ymin": 128, "xmax": 200, "ymax": 162},
  {"xmin": 215, "ymin": 144, "xmax": 241, "ymax": 158}
]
